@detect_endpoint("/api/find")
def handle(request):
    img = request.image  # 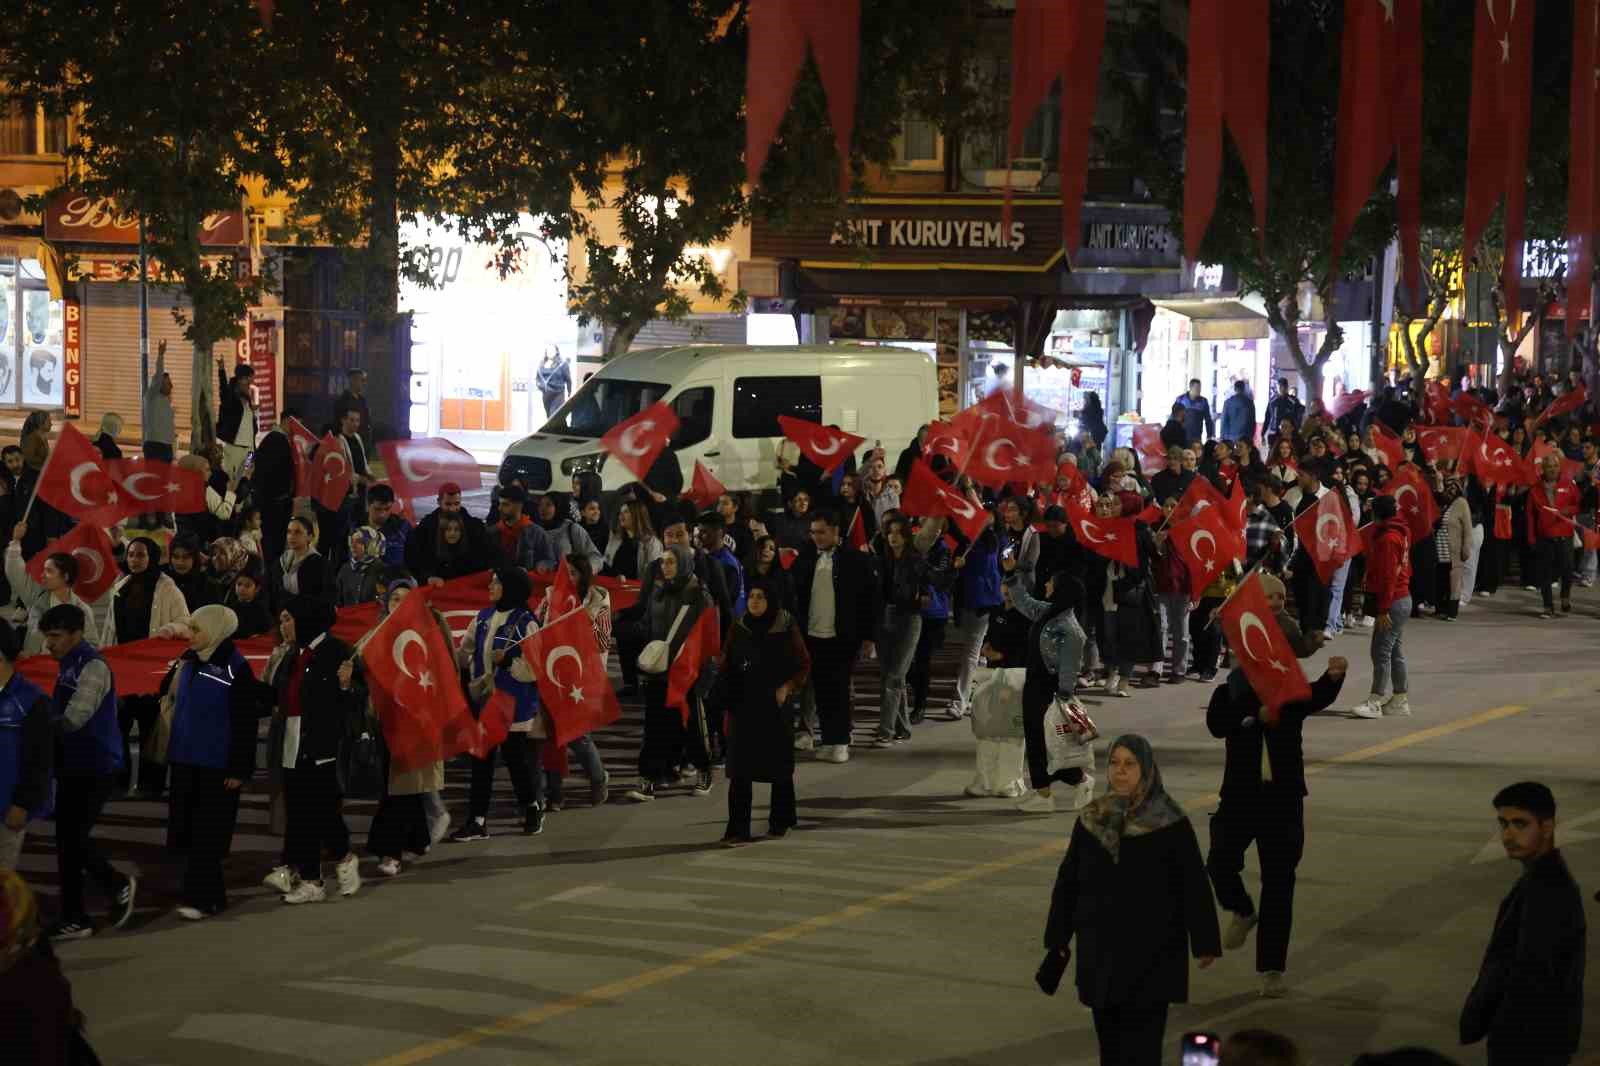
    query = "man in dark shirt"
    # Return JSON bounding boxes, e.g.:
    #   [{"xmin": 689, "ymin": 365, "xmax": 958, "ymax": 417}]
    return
[
  {"xmin": 334, "ymin": 369, "xmax": 372, "ymax": 448},
  {"xmin": 1174, "ymin": 378, "xmax": 1215, "ymax": 443},
  {"xmin": 1150, "ymin": 445, "xmax": 1195, "ymax": 505},
  {"xmin": 1461, "ymin": 781, "xmax": 1586, "ymax": 1066},
  {"xmin": 1263, "ymin": 378, "xmax": 1304, "ymax": 438}
]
